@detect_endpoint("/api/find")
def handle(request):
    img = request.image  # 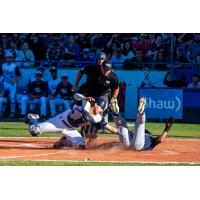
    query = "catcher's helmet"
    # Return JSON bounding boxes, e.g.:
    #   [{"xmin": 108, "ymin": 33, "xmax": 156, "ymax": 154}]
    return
[
  {"xmin": 97, "ymin": 52, "xmax": 106, "ymax": 61},
  {"xmin": 95, "ymin": 97, "xmax": 107, "ymax": 110}
]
